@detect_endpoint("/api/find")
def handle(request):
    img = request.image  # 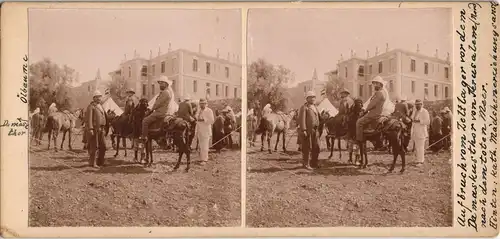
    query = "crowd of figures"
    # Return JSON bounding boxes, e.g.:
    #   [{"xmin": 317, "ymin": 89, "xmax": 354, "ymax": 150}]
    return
[
  {"xmin": 29, "ymin": 76, "xmax": 242, "ymax": 172},
  {"xmin": 248, "ymin": 76, "xmax": 452, "ymax": 174}
]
